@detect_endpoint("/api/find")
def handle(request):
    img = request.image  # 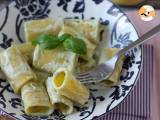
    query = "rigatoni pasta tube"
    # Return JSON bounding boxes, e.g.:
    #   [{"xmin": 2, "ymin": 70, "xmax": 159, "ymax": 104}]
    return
[
  {"xmin": 24, "ymin": 18, "xmax": 62, "ymax": 42},
  {"xmin": 33, "ymin": 45, "xmax": 78, "ymax": 73},
  {"xmin": 99, "ymin": 48, "xmax": 125, "ymax": 86},
  {"xmin": 102, "ymin": 55, "xmax": 125, "ymax": 86},
  {"xmin": 60, "ymin": 19, "xmax": 100, "ymax": 61},
  {"xmin": 52, "ymin": 68, "xmax": 89, "ymax": 105},
  {"xmin": 21, "ymin": 81, "xmax": 53, "ymax": 116},
  {"xmin": 33, "ymin": 68, "xmax": 51, "ymax": 84},
  {"xmin": 46, "ymin": 78, "xmax": 73, "ymax": 115},
  {"xmin": 0, "ymin": 46, "xmax": 37, "ymax": 94},
  {"xmin": 13, "ymin": 43, "xmax": 35, "ymax": 64}
]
